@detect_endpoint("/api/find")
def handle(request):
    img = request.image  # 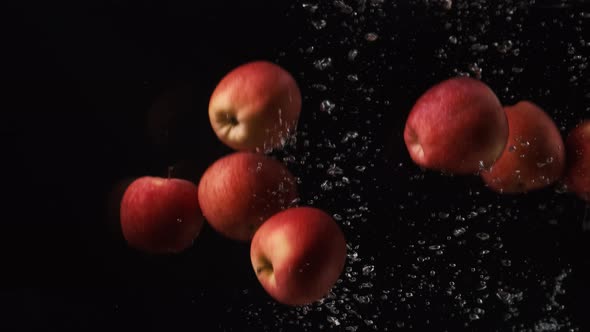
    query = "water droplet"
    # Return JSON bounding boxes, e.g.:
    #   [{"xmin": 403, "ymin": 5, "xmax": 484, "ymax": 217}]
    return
[
  {"xmin": 439, "ymin": 212, "xmax": 450, "ymax": 219},
  {"xmin": 512, "ymin": 67, "xmax": 524, "ymax": 73},
  {"xmin": 508, "ymin": 145, "xmax": 517, "ymax": 152},
  {"xmin": 471, "ymin": 43, "xmax": 488, "ymax": 52},
  {"xmin": 311, "ymin": 19, "xmax": 327, "ymax": 30},
  {"xmin": 327, "ymin": 164, "xmax": 344, "ymax": 176},
  {"xmin": 312, "ymin": 83, "xmax": 327, "ymax": 91},
  {"xmin": 554, "ymin": 182, "xmax": 568, "ymax": 194},
  {"xmin": 496, "ymin": 289, "xmax": 523, "ymax": 305},
  {"xmin": 496, "ymin": 40, "xmax": 513, "ymax": 53},
  {"xmin": 476, "ymin": 232, "xmax": 490, "ymax": 241},
  {"xmin": 341, "ymin": 131, "xmax": 359, "ymax": 143},
  {"xmin": 362, "ymin": 265, "xmax": 375, "ymax": 275},
  {"xmin": 355, "ymin": 165, "xmax": 366, "ymax": 172},
  {"xmin": 327, "ymin": 316, "xmax": 340, "ymax": 326},
  {"xmin": 302, "ymin": 3, "xmax": 318, "ymax": 13},
  {"xmin": 348, "ymin": 49, "xmax": 359, "ymax": 61},
  {"xmin": 334, "ymin": 0, "xmax": 353, "ymax": 14},
  {"xmin": 449, "ymin": 35, "xmax": 458, "ymax": 44},
  {"xmin": 320, "ymin": 100, "xmax": 336, "ymax": 114},
  {"xmin": 365, "ymin": 32, "xmax": 378, "ymax": 42},
  {"xmin": 347, "ymin": 74, "xmax": 359, "ymax": 82},
  {"xmin": 453, "ymin": 228, "xmax": 466, "ymax": 237},
  {"xmin": 314, "ymin": 57, "xmax": 333, "ymax": 71},
  {"xmin": 320, "ymin": 180, "xmax": 333, "ymax": 191}
]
